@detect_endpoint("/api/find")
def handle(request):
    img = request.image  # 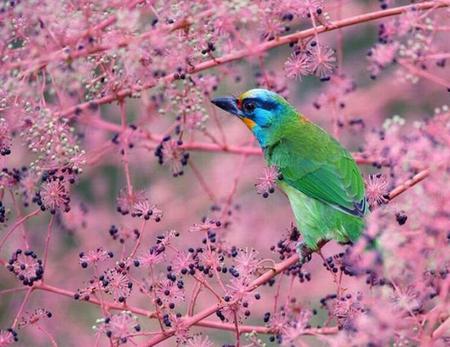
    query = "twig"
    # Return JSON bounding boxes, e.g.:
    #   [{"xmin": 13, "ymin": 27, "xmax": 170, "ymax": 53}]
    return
[
  {"xmin": 143, "ymin": 167, "xmax": 431, "ymax": 345},
  {"xmin": 55, "ymin": 1, "xmax": 450, "ymax": 119},
  {"xmin": 0, "ymin": 209, "xmax": 40, "ymax": 252}
]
